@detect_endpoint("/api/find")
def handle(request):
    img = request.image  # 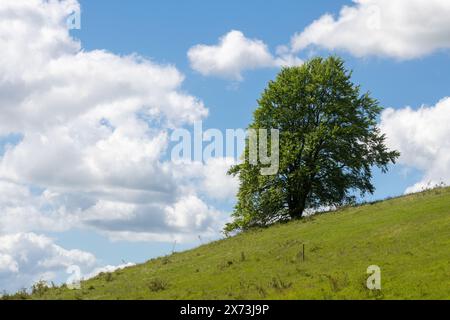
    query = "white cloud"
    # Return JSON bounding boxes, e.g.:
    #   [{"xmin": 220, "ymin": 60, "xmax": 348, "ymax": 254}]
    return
[
  {"xmin": 188, "ymin": 30, "xmax": 302, "ymax": 80},
  {"xmin": 274, "ymin": 45, "xmax": 304, "ymax": 68},
  {"xmin": 0, "ymin": 233, "xmax": 96, "ymax": 293},
  {"xmin": 291, "ymin": 0, "xmax": 450, "ymax": 59},
  {"xmin": 0, "ymin": 180, "xmax": 78, "ymax": 234},
  {"xmin": 165, "ymin": 195, "xmax": 220, "ymax": 231},
  {"xmin": 0, "ymin": 0, "xmax": 229, "ymax": 244},
  {"xmin": 0, "ymin": 0, "xmax": 244, "ymax": 292},
  {"xmin": 0, "ymin": 254, "xmax": 18, "ymax": 274},
  {"xmin": 380, "ymin": 97, "xmax": 450, "ymax": 193},
  {"xmin": 200, "ymin": 158, "xmax": 239, "ymax": 201},
  {"xmin": 164, "ymin": 158, "xmax": 238, "ymax": 201},
  {"xmin": 84, "ymin": 262, "xmax": 136, "ymax": 280}
]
